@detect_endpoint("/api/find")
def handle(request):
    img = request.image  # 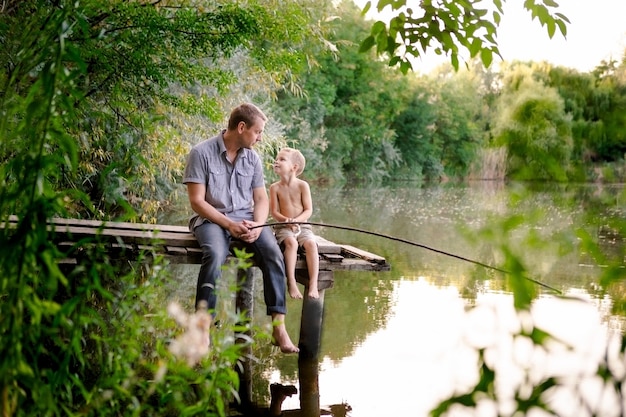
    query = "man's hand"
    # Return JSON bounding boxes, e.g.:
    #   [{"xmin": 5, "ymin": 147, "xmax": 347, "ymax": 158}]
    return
[
  {"xmin": 228, "ymin": 221, "xmax": 252, "ymax": 242},
  {"xmin": 240, "ymin": 220, "xmax": 262, "ymax": 243}
]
